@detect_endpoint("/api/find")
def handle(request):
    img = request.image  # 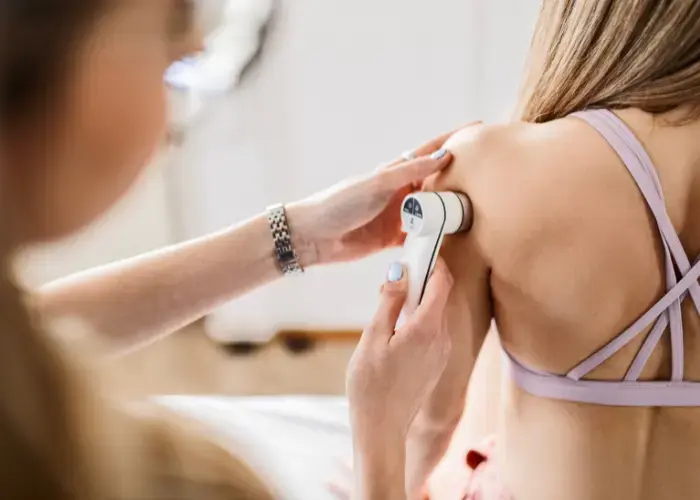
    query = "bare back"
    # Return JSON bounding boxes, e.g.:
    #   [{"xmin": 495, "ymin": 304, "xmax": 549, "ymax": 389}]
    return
[{"xmin": 431, "ymin": 109, "xmax": 700, "ymax": 500}]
